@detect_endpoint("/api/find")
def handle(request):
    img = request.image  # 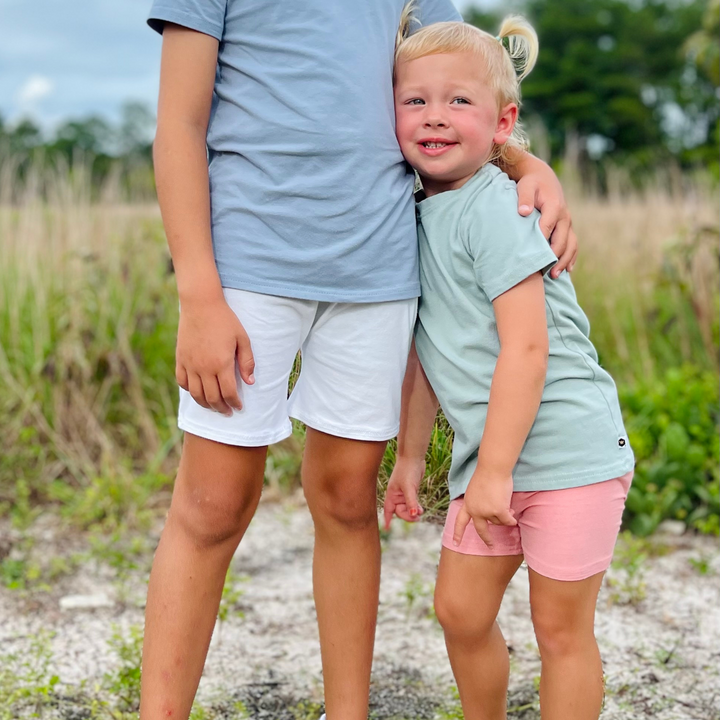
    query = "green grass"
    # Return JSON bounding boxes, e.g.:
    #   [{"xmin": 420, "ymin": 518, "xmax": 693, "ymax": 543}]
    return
[{"xmin": 0, "ymin": 163, "xmax": 718, "ymax": 537}]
